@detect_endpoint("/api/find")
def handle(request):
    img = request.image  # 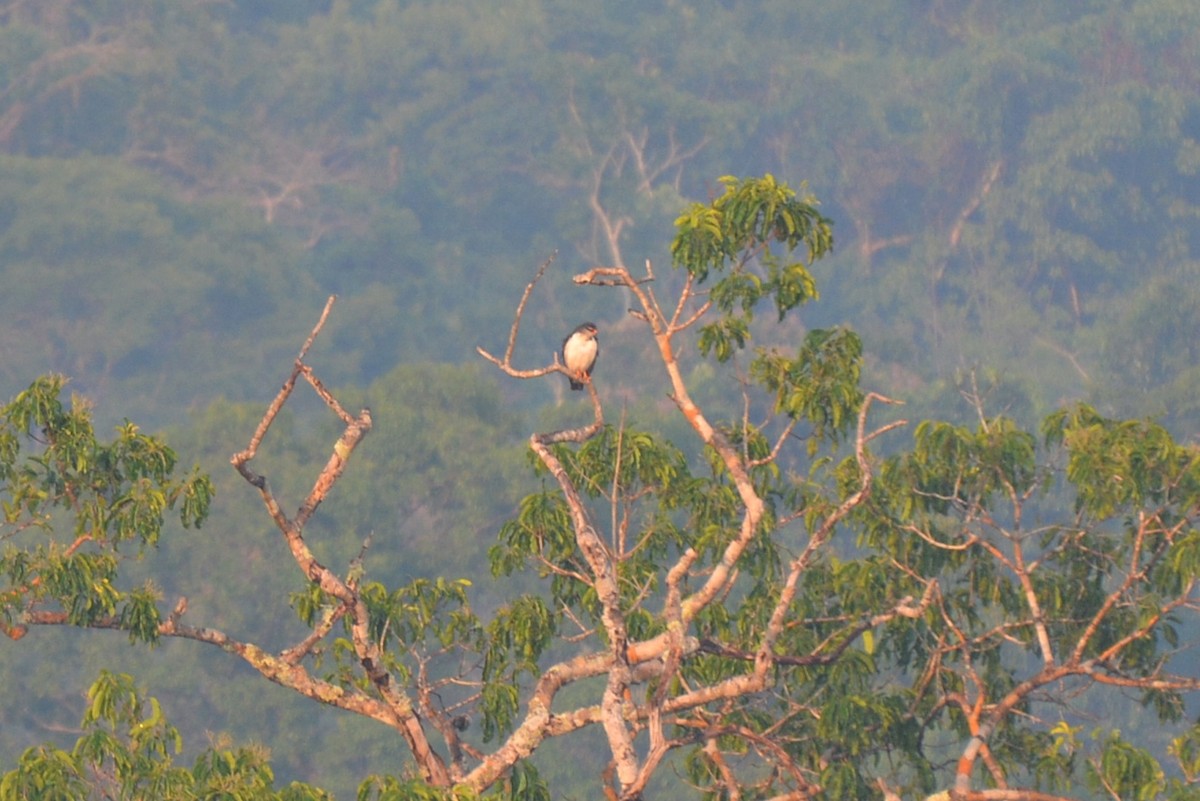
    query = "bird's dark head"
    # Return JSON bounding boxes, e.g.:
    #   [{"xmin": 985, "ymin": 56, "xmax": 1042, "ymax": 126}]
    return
[{"xmin": 578, "ymin": 322, "xmax": 598, "ymax": 339}]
